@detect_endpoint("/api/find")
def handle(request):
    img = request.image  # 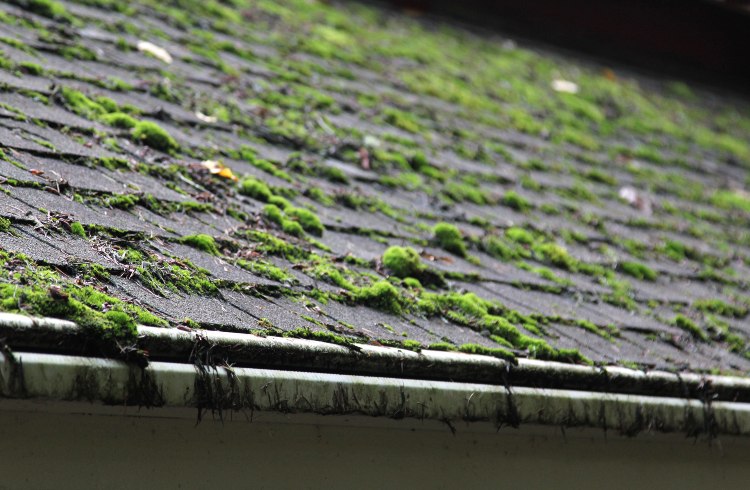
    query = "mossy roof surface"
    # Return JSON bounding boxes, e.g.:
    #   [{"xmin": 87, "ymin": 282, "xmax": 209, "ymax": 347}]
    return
[{"xmin": 1, "ymin": 0, "xmax": 750, "ymax": 375}]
